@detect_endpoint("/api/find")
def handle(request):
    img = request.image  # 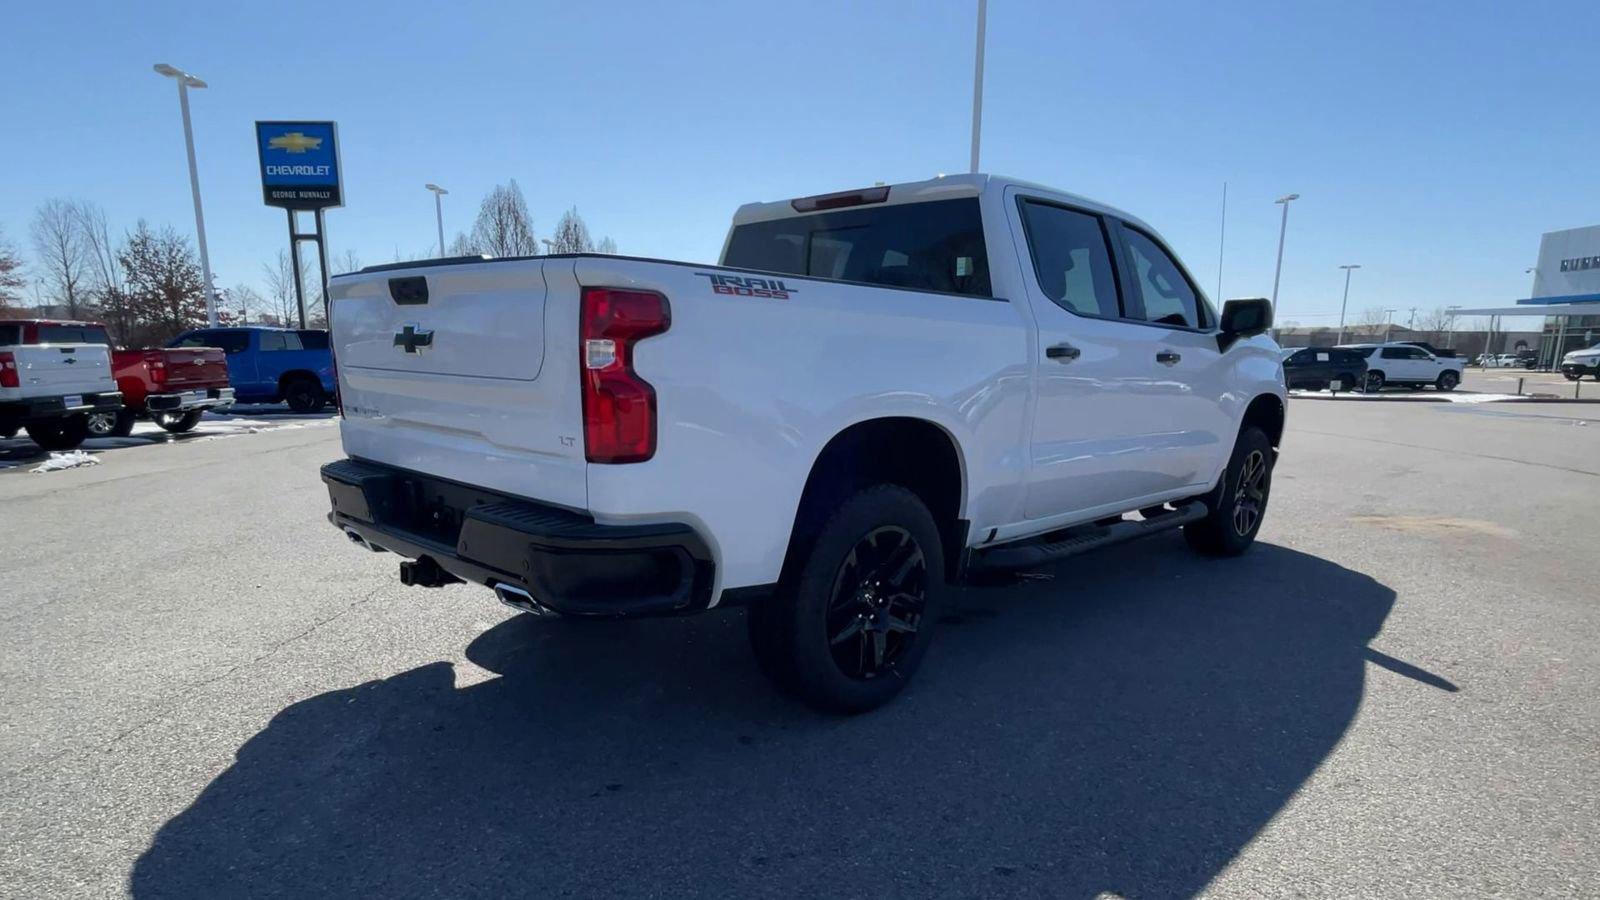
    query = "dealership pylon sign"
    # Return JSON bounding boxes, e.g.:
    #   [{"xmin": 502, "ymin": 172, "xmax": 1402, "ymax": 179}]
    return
[{"xmin": 255, "ymin": 121, "xmax": 342, "ymax": 209}]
